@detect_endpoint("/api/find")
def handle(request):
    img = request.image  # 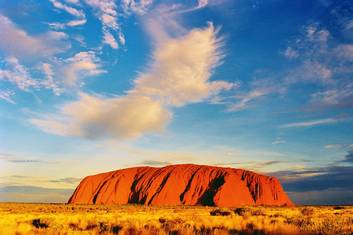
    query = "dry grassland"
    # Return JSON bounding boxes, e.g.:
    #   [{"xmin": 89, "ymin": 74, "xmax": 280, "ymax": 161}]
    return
[{"xmin": 0, "ymin": 203, "xmax": 352, "ymax": 235}]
